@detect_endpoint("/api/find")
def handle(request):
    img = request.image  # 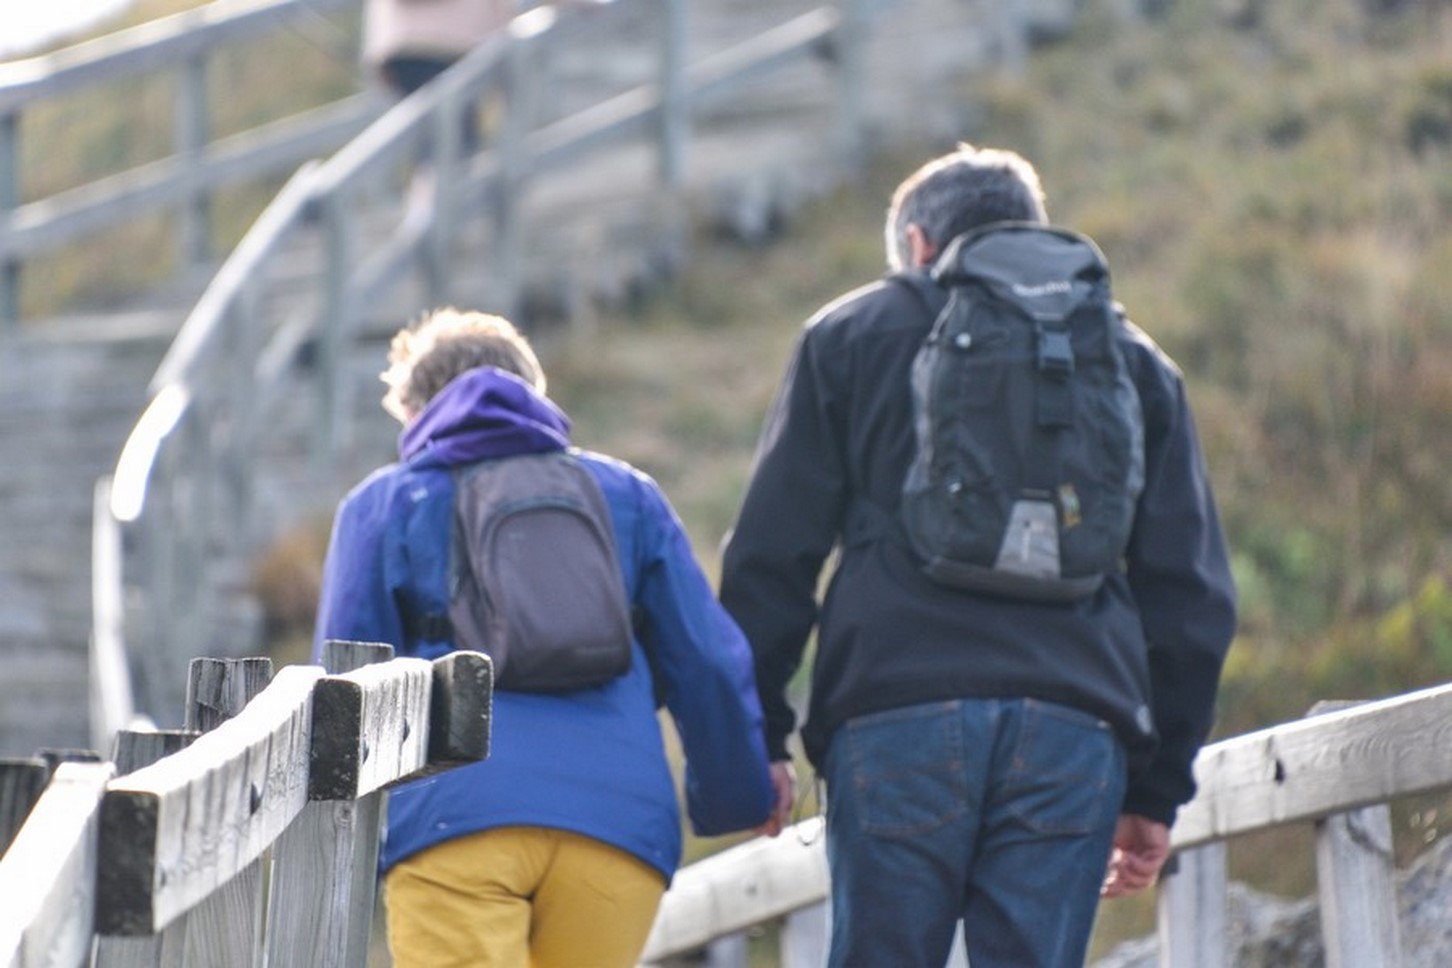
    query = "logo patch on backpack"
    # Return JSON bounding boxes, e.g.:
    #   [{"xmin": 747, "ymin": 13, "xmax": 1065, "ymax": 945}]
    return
[
  {"xmin": 448, "ymin": 451, "xmax": 633, "ymax": 692},
  {"xmin": 900, "ymin": 222, "xmax": 1145, "ymax": 602}
]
